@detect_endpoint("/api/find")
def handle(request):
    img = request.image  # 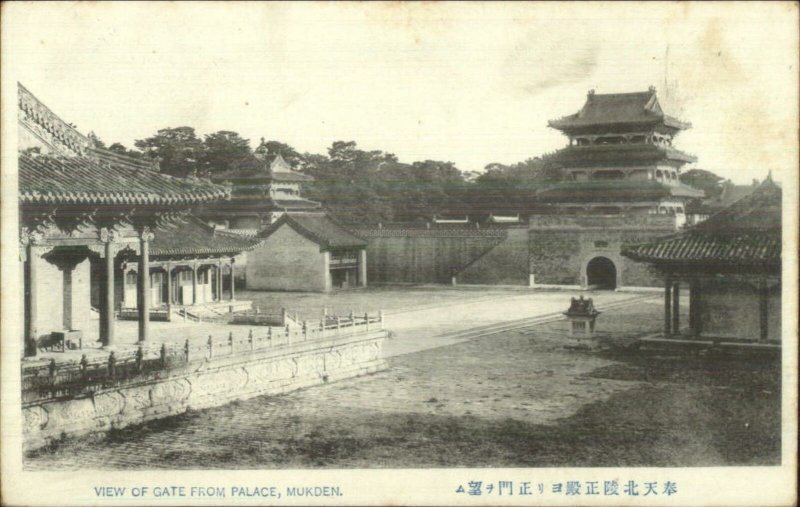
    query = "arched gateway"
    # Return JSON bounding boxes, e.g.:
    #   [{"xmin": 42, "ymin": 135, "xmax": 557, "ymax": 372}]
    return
[{"xmin": 586, "ymin": 256, "xmax": 617, "ymax": 290}]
